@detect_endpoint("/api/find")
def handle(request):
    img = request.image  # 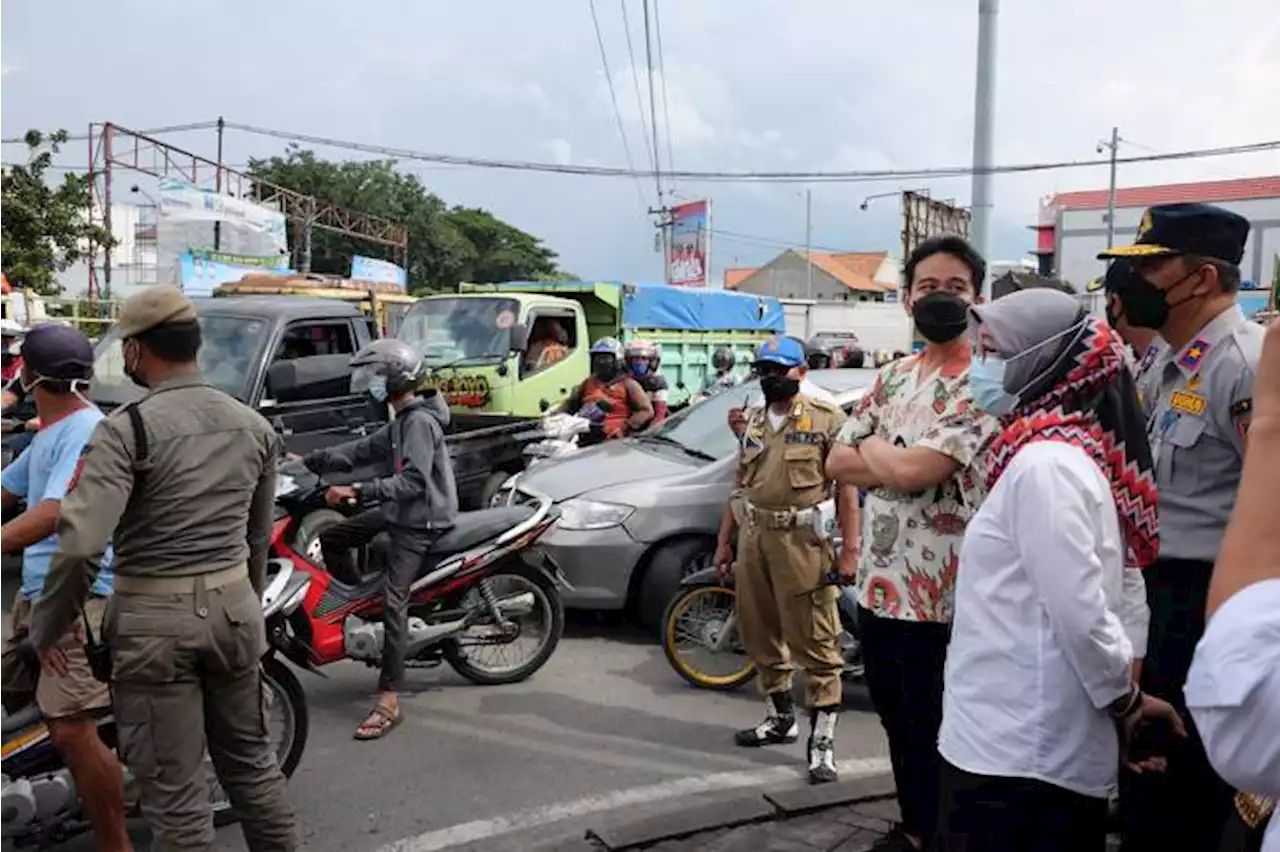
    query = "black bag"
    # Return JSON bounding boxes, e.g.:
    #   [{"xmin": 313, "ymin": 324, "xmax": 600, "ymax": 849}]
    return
[
  {"xmin": 81, "ymin": 601, "xmax": 112, "ymax": 684},
  {"xmin": 1218, "ymin": 793, "xmax": 1273, "ymax": 852}
]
